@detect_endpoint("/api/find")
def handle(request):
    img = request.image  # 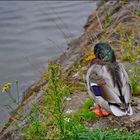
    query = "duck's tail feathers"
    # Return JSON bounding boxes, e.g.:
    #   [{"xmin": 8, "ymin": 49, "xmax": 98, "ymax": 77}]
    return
[{"xmin": 109, "ymin": 104, "xmax": 133, "ymax": 116}]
